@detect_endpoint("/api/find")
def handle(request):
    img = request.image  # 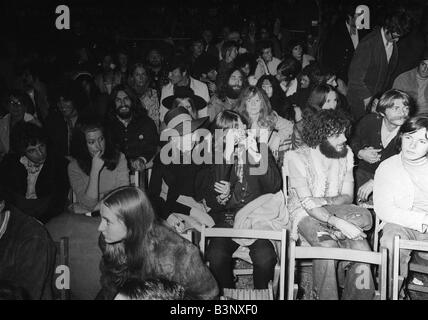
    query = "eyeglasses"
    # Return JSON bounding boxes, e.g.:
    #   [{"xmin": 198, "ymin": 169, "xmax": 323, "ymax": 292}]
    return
[{"xmin": 8, "ymin": 99, "xmax": 22, "ymax": 106}]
